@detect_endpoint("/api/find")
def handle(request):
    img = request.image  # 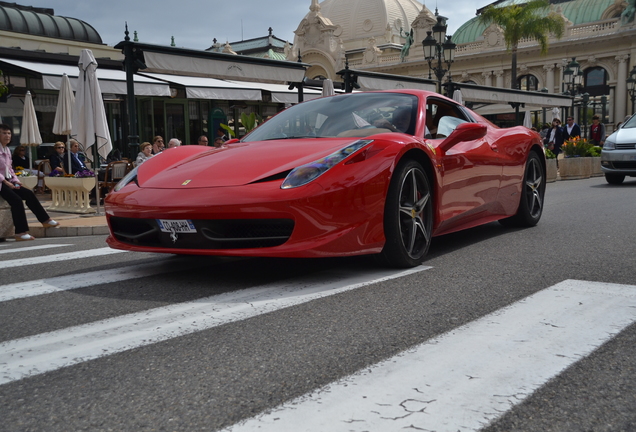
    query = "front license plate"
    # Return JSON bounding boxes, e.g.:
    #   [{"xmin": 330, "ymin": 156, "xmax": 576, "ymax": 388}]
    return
[{"xmin": 157, "ymin": 219, "xmax": 197, "ymax": 233}]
